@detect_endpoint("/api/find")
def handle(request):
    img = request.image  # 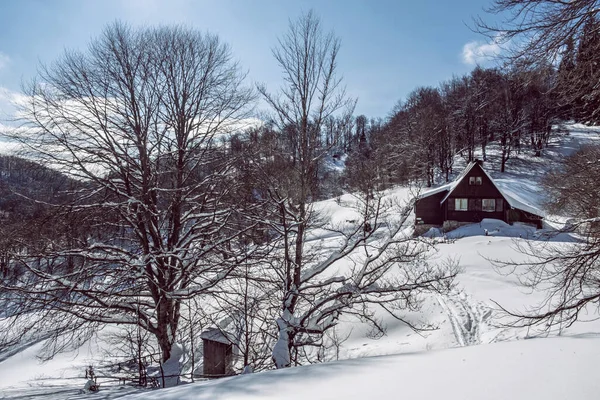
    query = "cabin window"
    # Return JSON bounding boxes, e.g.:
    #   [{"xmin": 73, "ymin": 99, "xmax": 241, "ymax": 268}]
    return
[
  {"xmin": 455, "ymin": 198, "xmax": 468, "ymax": 211},
  {"xmin": 482, "ymin": 199, "xmax": 496, "ymax": 212},
  {"xmin": 469, "ymin": 176, "xmax": 482, "ymax": 185}
]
